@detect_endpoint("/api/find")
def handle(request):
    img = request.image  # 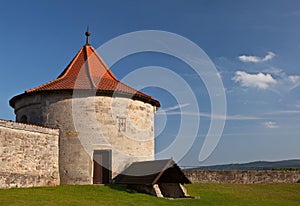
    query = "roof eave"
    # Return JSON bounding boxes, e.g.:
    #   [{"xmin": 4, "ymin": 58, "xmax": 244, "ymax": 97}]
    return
[{"xmin": 9, "ymin": 89, "xmax": 160, "ymax": 109}]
